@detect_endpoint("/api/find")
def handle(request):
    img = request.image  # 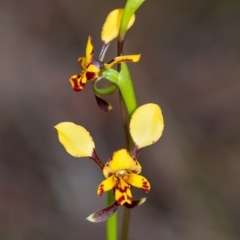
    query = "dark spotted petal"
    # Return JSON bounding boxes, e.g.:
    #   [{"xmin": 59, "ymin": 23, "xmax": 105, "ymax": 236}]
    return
[
  {"xmin": 69, "ymin": 74, "xmax": 87, "ymax": 92},
  {"xmin": 86, "ymin": 201, "xmax": 119, "ymax": 222},
  {"xmin": 95, "ymin": 95, "xmax": 112, "ymax": 112}
]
